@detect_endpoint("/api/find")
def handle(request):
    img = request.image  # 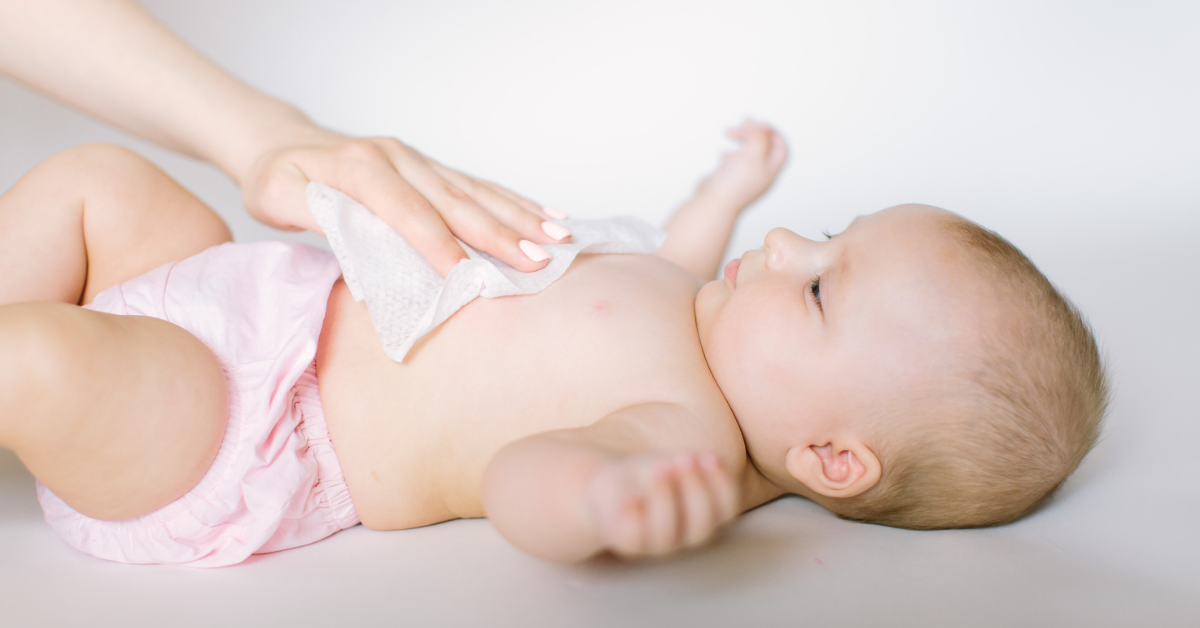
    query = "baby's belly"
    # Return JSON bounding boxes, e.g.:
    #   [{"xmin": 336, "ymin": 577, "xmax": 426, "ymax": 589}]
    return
[
  {"xmin": 314, "ymin": 255, "xmax": 712, "ymax": 530},
  {"xmin": 315, "ymin": 279, "xmax": 447, "ymax": 529}
]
